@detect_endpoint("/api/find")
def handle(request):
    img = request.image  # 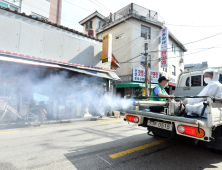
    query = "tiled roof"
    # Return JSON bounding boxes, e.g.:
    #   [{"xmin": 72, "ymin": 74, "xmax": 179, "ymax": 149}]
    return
[
  {"xmin": 79, "ymin": 10, "xmax": 105, "ymax": 25},
  {"xmin": 0, "ymin": 6, "xmax": 102, "ymax": 42},
  {"xmin": 0, "ymin": 50, "xmax": 116, "ymax": 72}
]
